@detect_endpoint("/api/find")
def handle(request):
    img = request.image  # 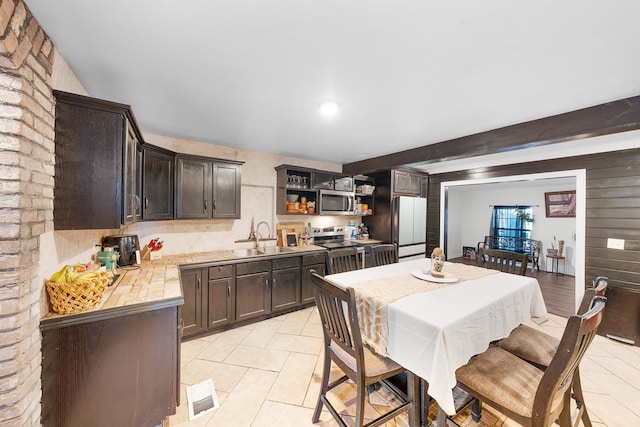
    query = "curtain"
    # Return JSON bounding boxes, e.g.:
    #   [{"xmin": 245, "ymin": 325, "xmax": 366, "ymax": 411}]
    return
[{"xmin": 490, "ymin": 206, "xmax": 532, "ymax": 250}]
